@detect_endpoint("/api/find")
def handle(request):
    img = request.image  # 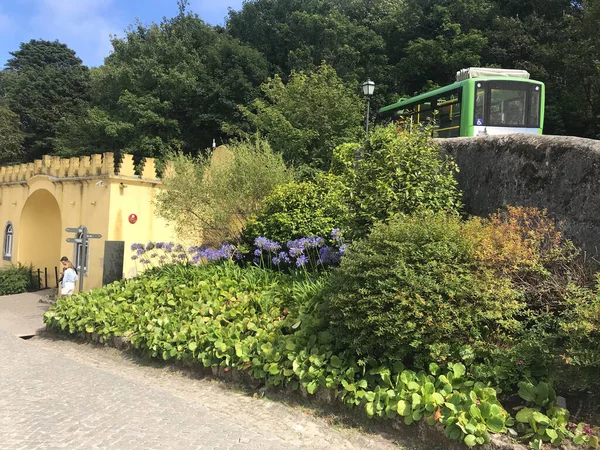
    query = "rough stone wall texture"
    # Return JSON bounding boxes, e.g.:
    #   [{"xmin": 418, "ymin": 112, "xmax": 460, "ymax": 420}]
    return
[{"xmin": 438, "ymin": 134, "xmax": 600, "ymax": 255}]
